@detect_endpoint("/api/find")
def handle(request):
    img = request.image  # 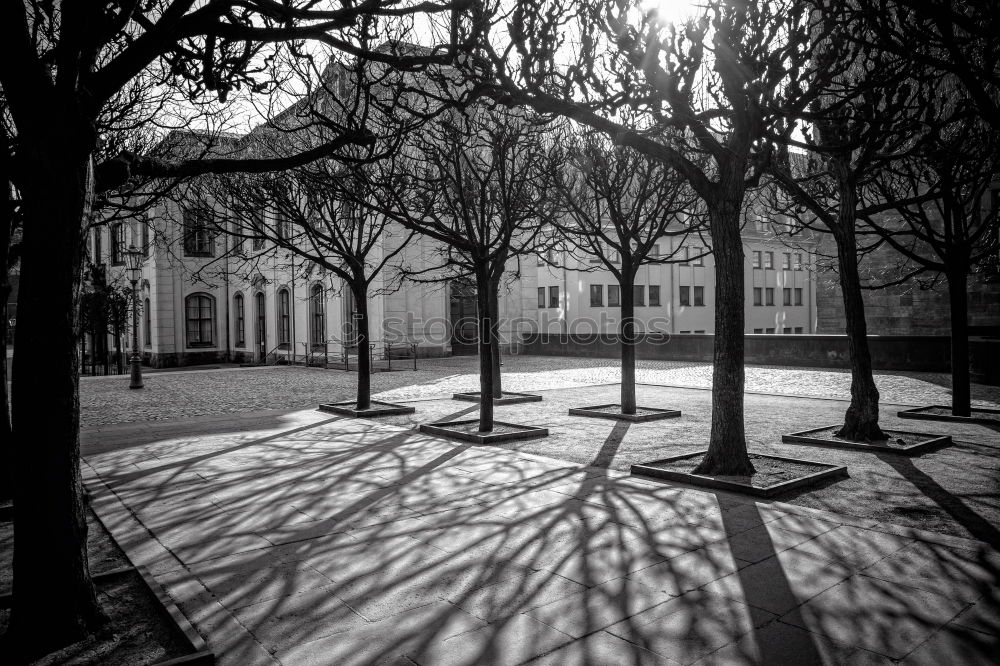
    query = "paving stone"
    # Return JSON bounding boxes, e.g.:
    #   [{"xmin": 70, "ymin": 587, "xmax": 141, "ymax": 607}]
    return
[
  {"xmin": 950, "ymin": 597, "xmax": 1000, "ymax": 636},
  {"xmin": 902, "ymin": 623, "xmax": 1000, "ymax": 665},
  {"xmin": 411, "ymin": 613, "xmax": 575, "ymax": 665},
  {"xmin": 530, "ymin": 629, "xmax": 676, "ymax": 665},
  {"xmin": 860, "ymin": 540, "xmax": 999, "ymax": 603},
  {"xmin": 525, "ymin": 577, "xmax": 674, "ymax": 638},
  {"xmin": 627, "ymin": 543, "xmax": 753, "ymax": 597},
  {"xmin": 449, "ymin": 569, "xmax": 587, "ymax": 621},
  {"xmin": 233, "ymin": 586, "xmax": 369, "ymax": 653},
  {"xmin": 605, "ymin": 590, "xmax": 776, "ymax": 665},
  {"xmin": 694, "ymin": 619, "xmax": 889, "ymax": 666},
  {"xmin": 789, "ymin": 525, "xmax": 913, "ymax": 572},
  {"xmin": 701, "ymin": 548, "xmax": 852, "ymax": 616},
  {"xmin": 188, "ymin": 553, "xmax": 337, "ymax": 611},
  {"xmin": 721, "ymin": 524, "xmax": 817, "ymax": 564},
  {"xmin": 781, "ymin": 575, "xmax": 968, "ymax": 659}
]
